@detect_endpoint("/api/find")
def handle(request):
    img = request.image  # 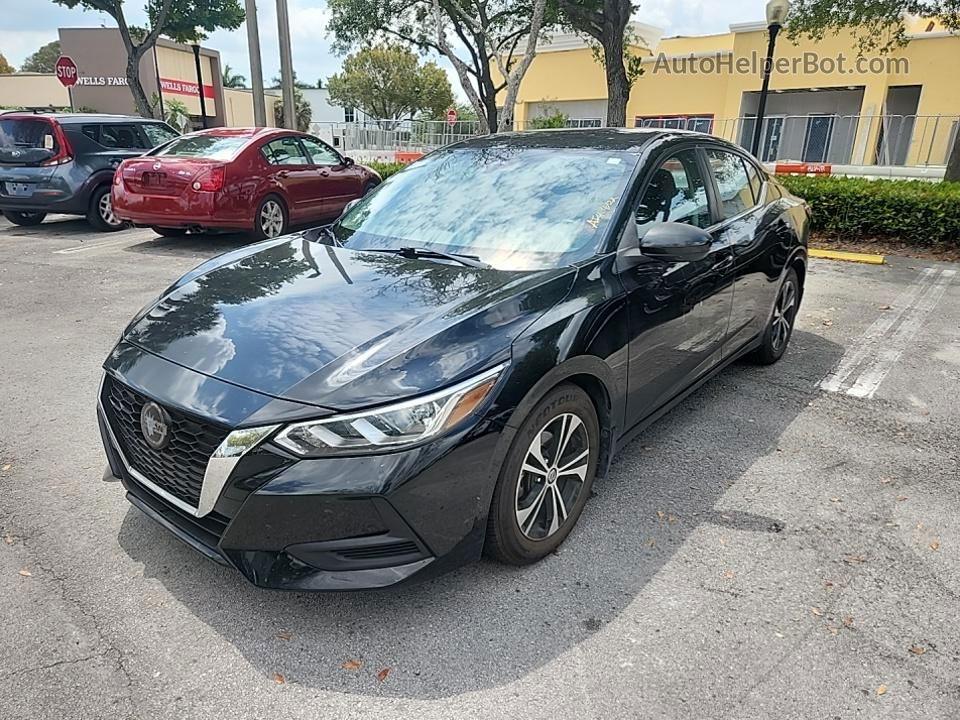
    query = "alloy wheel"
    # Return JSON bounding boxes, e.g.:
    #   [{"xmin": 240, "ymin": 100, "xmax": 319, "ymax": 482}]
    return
[
  {"xmin": 260, "ymin": 200, "xmax": 284, "ymax": 238},
  {"xmin": 770, "ymin": 278, "xmax": 797, "ymax": 352},
  {"xmin": 99, "ymin": 192, "xmax": 122, "ymax": 227},
  {"xmin": 515, "ymin": 412, "xmax": 590, "ymax": 540}
]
